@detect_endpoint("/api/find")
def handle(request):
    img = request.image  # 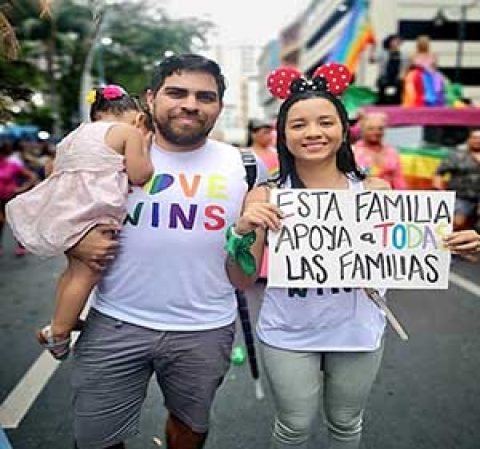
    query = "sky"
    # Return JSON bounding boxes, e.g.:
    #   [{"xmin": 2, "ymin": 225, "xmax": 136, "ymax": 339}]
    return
[{"xmin": 163, "ymin": 0, "xmax": 311, "ymax": 47}]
